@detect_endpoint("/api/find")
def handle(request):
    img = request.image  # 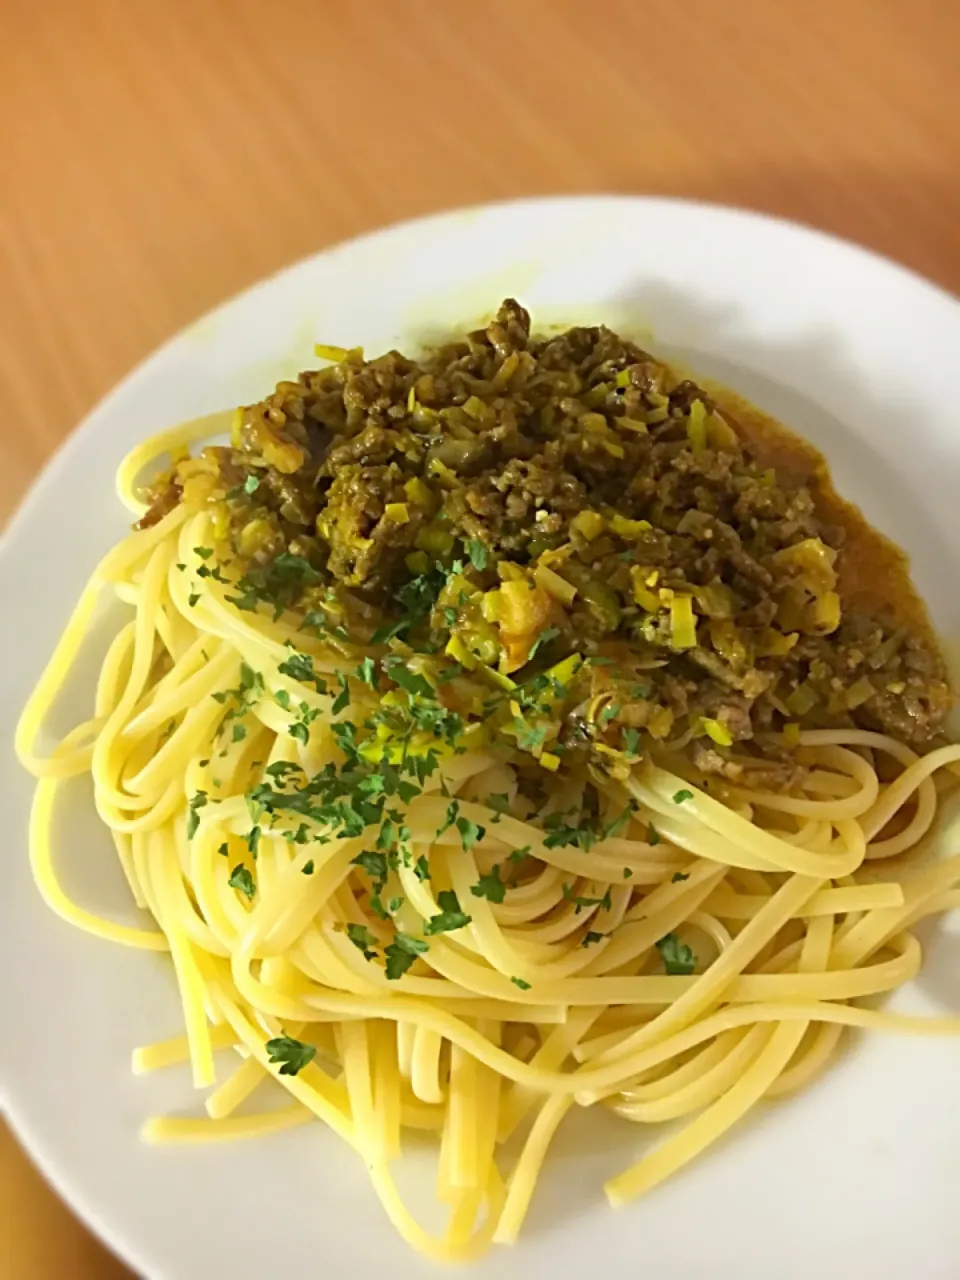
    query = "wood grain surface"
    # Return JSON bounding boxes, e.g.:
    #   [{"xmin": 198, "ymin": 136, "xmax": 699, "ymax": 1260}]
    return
[{"xmin": 1, "ymin": 0, "xmax": 958, "ymax": 1274}]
